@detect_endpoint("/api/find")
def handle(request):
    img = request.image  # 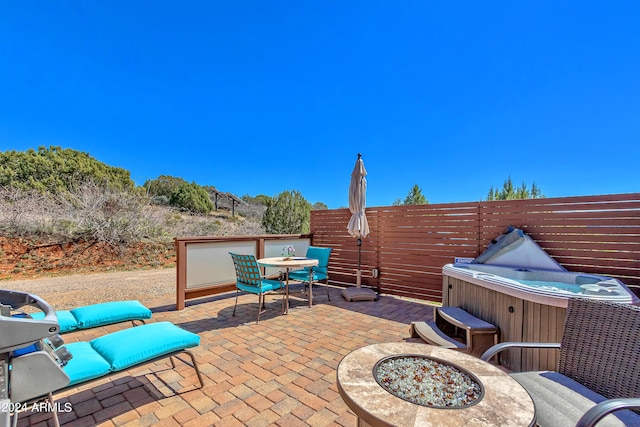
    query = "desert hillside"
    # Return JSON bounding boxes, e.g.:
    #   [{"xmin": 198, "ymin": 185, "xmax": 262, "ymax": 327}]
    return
[{"xmin": 0, "ymin": 236, "xmax": 176, "ymax": 280}]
